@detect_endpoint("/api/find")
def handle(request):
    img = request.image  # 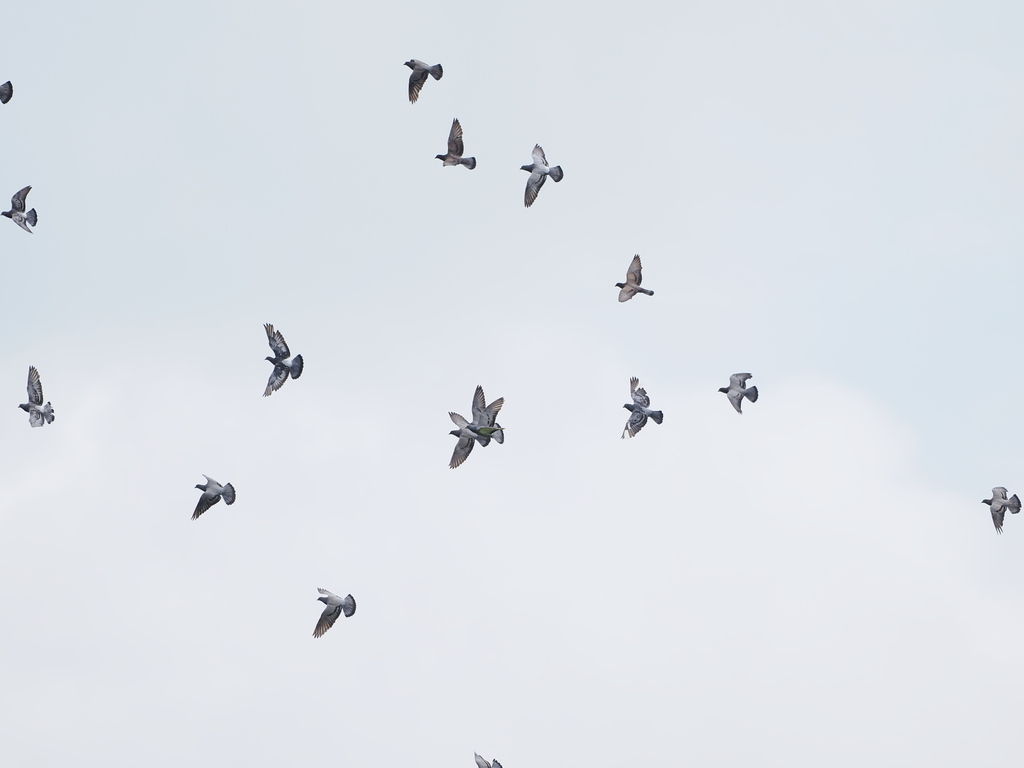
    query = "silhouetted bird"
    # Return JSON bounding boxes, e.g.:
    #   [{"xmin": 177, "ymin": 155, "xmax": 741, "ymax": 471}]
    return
[{"xmin": 405, "ymin": 60, "xmax": 442, "ymax": 103}]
